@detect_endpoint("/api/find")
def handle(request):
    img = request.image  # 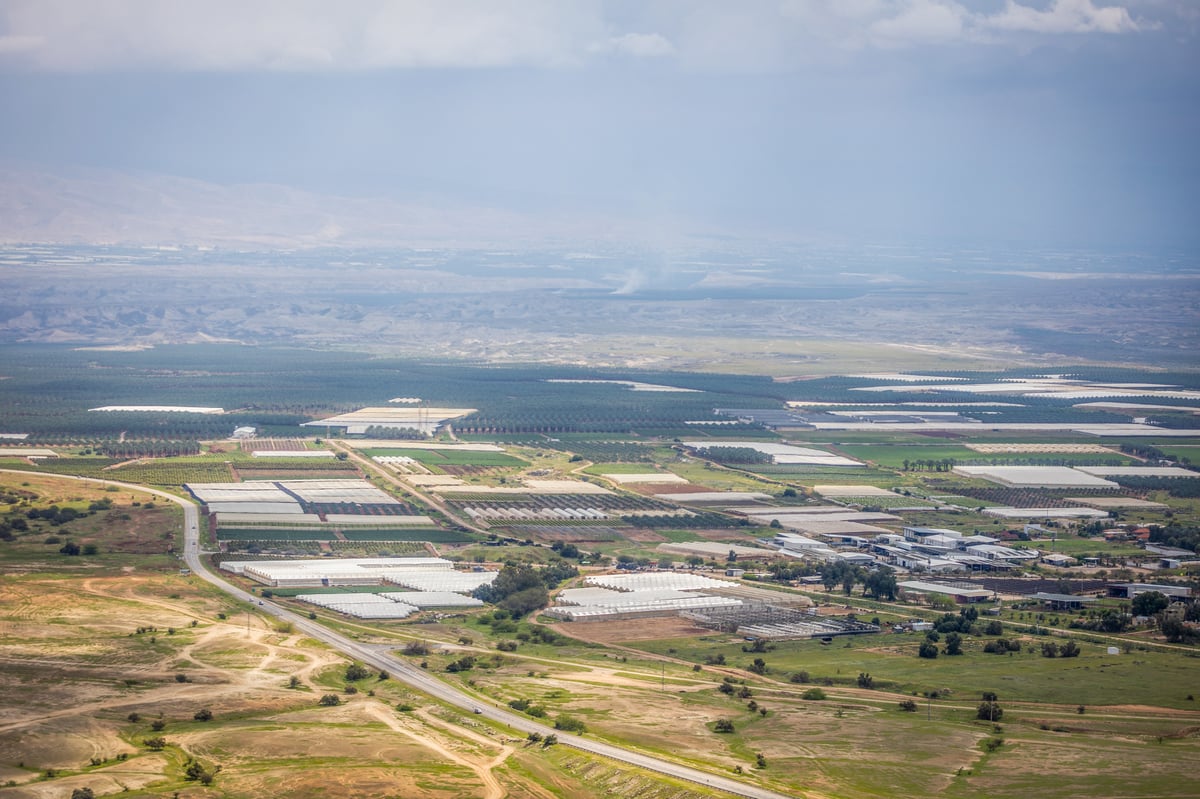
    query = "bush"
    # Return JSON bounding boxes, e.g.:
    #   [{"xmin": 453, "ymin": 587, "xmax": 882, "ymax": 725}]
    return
[
  {"xmin": 918, "ymin": 641, "xmax": 938, "ymax": 659},
  {"xmin": 898, "ymin": 699, "xmax": 918, "ymax": 712},
  {"xmin": 714, "ymin": 718, "xmax": 736, "ymax": 733},
  {"xmin": 193, "ymin": 708, "xmax": 213, "ymax": 721},
  {"xmin": 345, "ymin": 663, "xmax": 372, "ymax": 681},
  {"xmin": 318, "ymin": 694, "xmax": 341, "ymax": 707},
  {"xmin": 402, "ymin": 640, "xmax": 430, "ymax": 656},
  {"xmin": 554, "ymin": 715, "xmax": 587, "ymax": 733},
  {"xmin": 802, "ymin": 688, "xmax": 827, "ymax": 701},
  {"xmin": 857, "ymin": 672, "xmax": 874, "ymax": 689},
  {"xmin": 977, "ymin": 701, "xmax": 1003, "ymax": 722},
  {"xmin": 790, "ymin": 670, "xmax": 810, "ymax": 684}
]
